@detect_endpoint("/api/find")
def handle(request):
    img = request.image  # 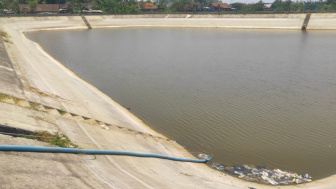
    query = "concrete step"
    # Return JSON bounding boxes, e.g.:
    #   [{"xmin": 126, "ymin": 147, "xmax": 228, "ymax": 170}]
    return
[
  {"xmin": 0, "ymin": 92, "xmax": 166, "ymax": 141},
  {"xmin": 43, "ymin": 105, "xmax": 61, "ymax": 116},
  {"xmin": 60, "ymin": 112, "xmax": 72, "ymax": 118},
  {"xmin": 82, "ymin": 117, "xmax": 99, "ymax": 125},
  {"xmin": 15, "ymin": 99, "xmax": 31, "ymax": 108},
  {"xmin": 29, "ymin": 102, "xmax": 46, "ymax": 111},
  {"xmin": 70, "ymin": 113, "xmax": 84, "ymax": 121}
]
